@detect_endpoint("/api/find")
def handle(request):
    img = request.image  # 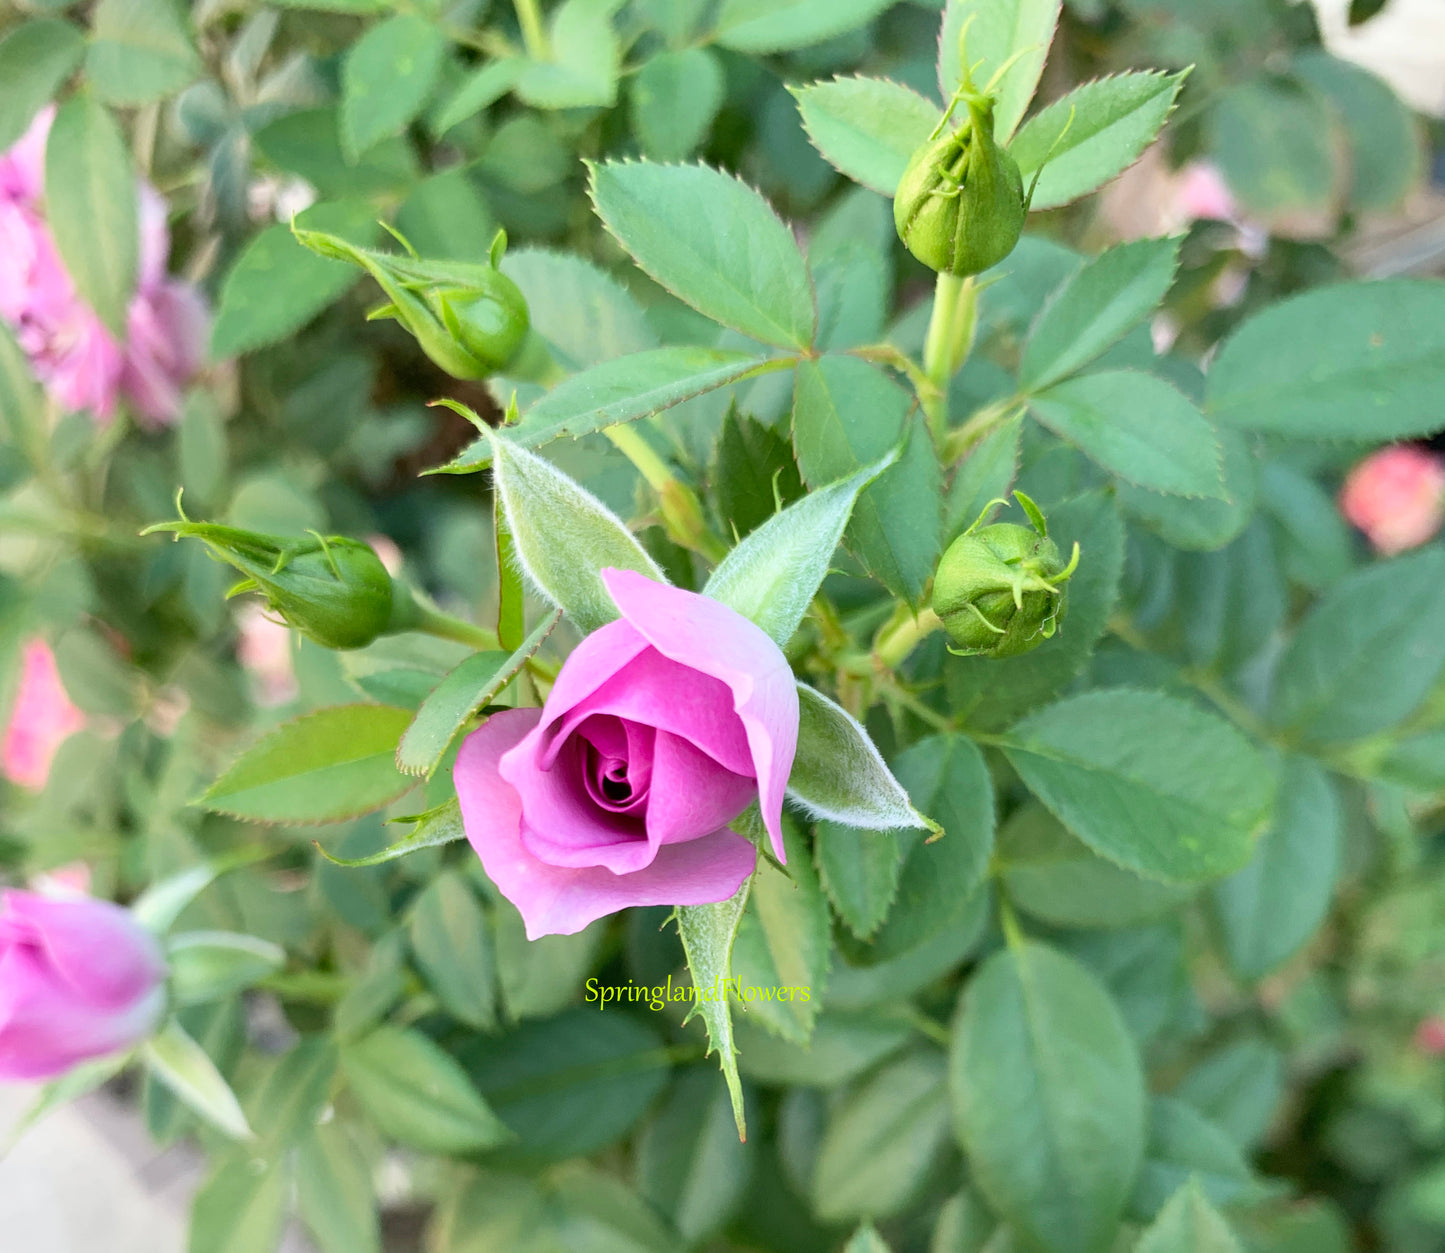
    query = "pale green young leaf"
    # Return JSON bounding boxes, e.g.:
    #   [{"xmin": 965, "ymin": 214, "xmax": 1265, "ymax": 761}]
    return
[
  {"xmin": 630, "ymin": 47, "xmax": 725, "ymax": 160},
  {"xmin": 44, "ymin": 96, "xmax": 136, "ymax": 339},
  {"xmin": 144, "ymin": 1018, "xmax": 254, "ymax": 1140},
  {"xmin": 715, "ymin": 0, "xmax": 895, "ymax": 52},
  {"xmin": 297, "ymin": 1123, "xmax": 382, "ymax": 1253},
  {"xmin": 86, "ymin": 0, "xmax": 201, "ymax": 105},
  {"xmin": 0, "ymin": 20, "xmax": 85, "ymax": 150},
  {"xmin": 812, "ymin": 1051, "xmax": 951, "ymax": 1222},
  {"xmin": 1206, "ymin": 280, "xmax": 1445, "ymax": 440},
  {"xmin": 1011, "ymin": 72, "xmax": 1187, "ymax": 209},
  {"xmin": 1135, "ymin": 1180, "xmax": 1245, "ymax": 1253},
  {"xmin": 200, "ymin": 704, "xmax": 416, "ymax": 823},
  {"xmin": 791, "ymin": 76, "xmax": 940, "ymax": 195},
  {"xmin": 938, "ymin": 0, "xmax": 1062, "ymax": 141},
  {"xmin": 1211, "ymin": 757, "xmax": 1341, "ymax": 980},
  {"xmin": 341, "ymin": 14, "xmax": 446, "ymax": 160},
  {"xmin": 677, "ymin": 875, "xmax": 753, "ymax": 1139},
  {"xmin": 1003, "ymin": 689, "xmax": 1274, "ymax": 883},
  {"xmin": 588, "ymin": 160, "xmax": 816, "ymax": 349},
  {"xmin": 515, "ymin": 0, "xmax": 620, "ymax": 109},
  {"xmin": 1020, "ymin": 237, "xmax": 1181, "ymax": 391},
  {"xmin": 166, "ymin": 931, "xmax": 286, "ymax": 1005},
  {"xmin": 788, "ymin": 683, "xmax": 933, "ymax": 832},
  {"xmin": 432, "ymin": 59, "xmax": 524, "ymax": 135},
  {"xmin": 950, "ymin": 942, "xmax": 1146, "ymax": 1253},
  {"xmin": 340, "ymin": 1026, "xmax": 514, "ymax": 1153},
  {"xmin": 488, "ymin": 431, "xmax": 664, "ymax": 634},
  {"xmin": 1029, "ymin": 371, "xmax": 1226, "ymax": 499},
  {"xmin": 408, "ymin": 871, "xmax": 497, "ymax": 1030},
  {"xmin": 704, "ymin": 456, "xmax": 895, "ymax": 646}
]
